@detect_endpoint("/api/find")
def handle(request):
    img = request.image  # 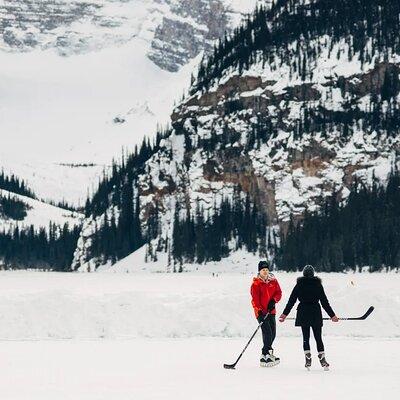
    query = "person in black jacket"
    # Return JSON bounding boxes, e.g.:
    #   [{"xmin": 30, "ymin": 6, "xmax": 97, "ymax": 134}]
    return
[{"xmin": 279, "ymin": 265, "xmax": 339, "ymax": 370}]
